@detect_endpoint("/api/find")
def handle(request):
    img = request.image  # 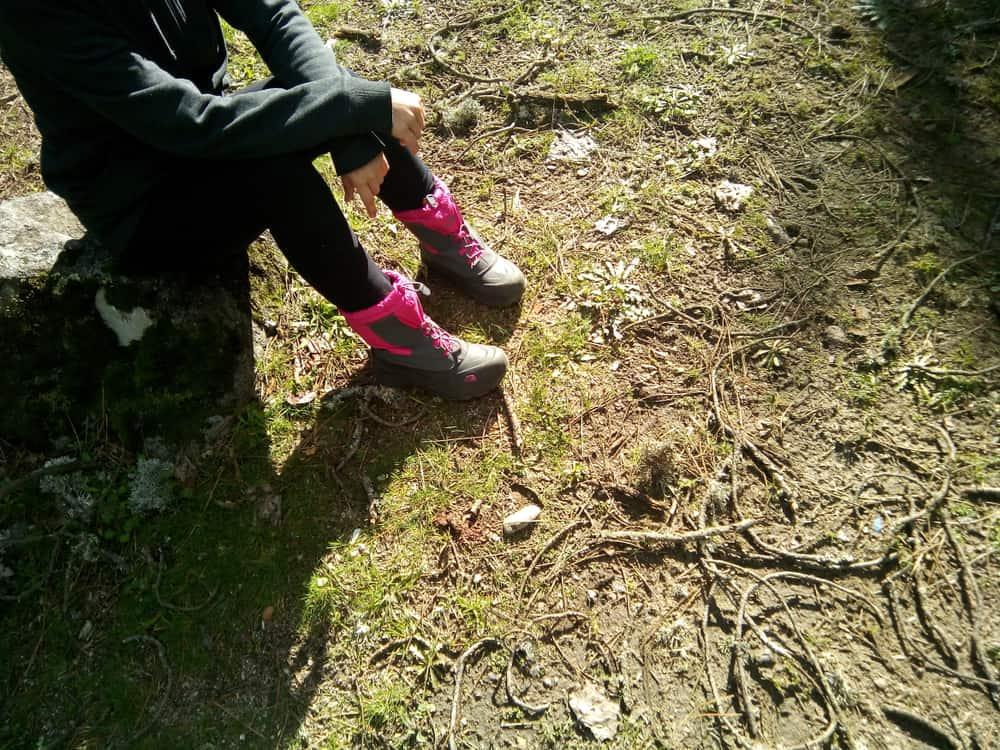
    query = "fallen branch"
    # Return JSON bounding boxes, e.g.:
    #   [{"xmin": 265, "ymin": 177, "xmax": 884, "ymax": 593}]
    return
[
  {"xmin": 884, "ymin": 578, "xmax": 999, "ymax": 690},
  {"xmin": 0, "ymin": 460, "xmax": 95, "ymax": 501},
  {"xmin": 736, "ymin": 572, "xmax": 851, "ymax": 748},
  {"xmin": 962, "ymin": 486, "xmax": 1000, "ymax": 502},
  {"xmin": 882, "ymin": 705, "xmax": 962, "ymax": 750},
  {"xmin": 448, "ymin": 637, "xmax": 502, "ymax": 750},
  {"xmin": 509, "ymin": 89, "xmax": 618, "ymax": 111},
  {"xmin": 940, "ymin": 508, "xmax": 1000, "ymax": 708},
  {"xmin": 911, "ymin": 564, "xmax": 960, "ymax": 669},
  {"xmin": 334, "ymin": 420, "xmax": 364, "ymax": 472},
  {"xmin": 121, "ymin": 635, "xmax": 172, "ymax": 744},
  {"xmin": 153, "ymin": 550, "xmax": 217, "ymax": 613},
  {"xmin": 812, "ymin": 133, "xmax": 923, "ymax": 278},
  {"xmin": 369, "ymin": 635, "xmax": 439, "ymax": 665},
  {"xmin": 506, "ymin": 638, "xmax": 550, "ymax": 717},
  {"xmin": 888, "ymin": 472, "xmax": 950, "ymax": 536},
  {"xmin": 517, "ymin": 519, "xmax": 588, "ymax": 613},
  {"xmin": 331, "ymin": 26, "xmax": 380, "ymax": 44},
  {"xmin": 598, "ymin": 518, "xmax": 758, "ymax": 545},
  {"xmin": 641, "ymin": 7, "xmax": 820, "ymax": 43},
  {"xmin": 906, "ymin": 362, "xmax": 1000, "ymax": 380},
  {"xmin": 899, "ymin": 251, "xmax": 987, "ymax": 333},
  {"xmin": 360, "ymin": 397, "xmax": 425, "ymax": 427},
  {"xmin": 501, "ymin": 387, "xmax": 524, "ymax": 458},
  {"xmin": 429, "ymin": 8, "xmax": 517, "ymax": 85}
]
